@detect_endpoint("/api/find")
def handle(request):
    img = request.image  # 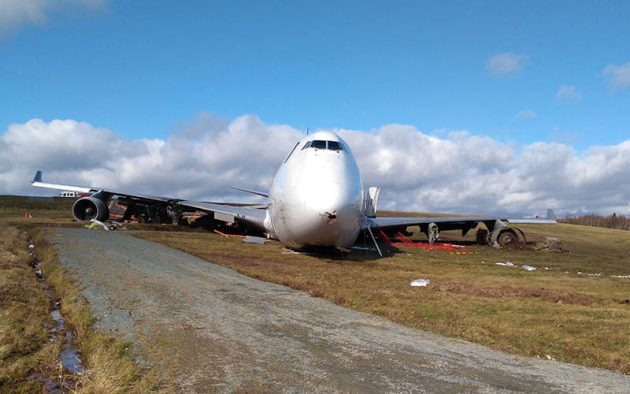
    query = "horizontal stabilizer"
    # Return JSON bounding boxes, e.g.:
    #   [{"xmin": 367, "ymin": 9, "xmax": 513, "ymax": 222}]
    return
[{"xmin": 505, "ymin": 218, "xmax": 557, "ymax": 224}]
